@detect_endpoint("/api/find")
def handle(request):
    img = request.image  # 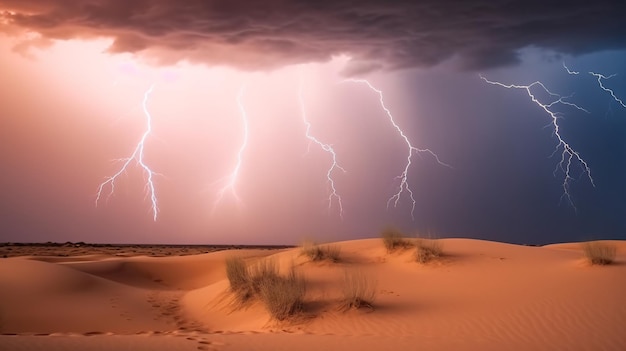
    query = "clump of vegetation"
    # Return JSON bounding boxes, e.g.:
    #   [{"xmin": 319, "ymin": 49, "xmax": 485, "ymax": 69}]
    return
[
  {"xmin": 300, "ymin": 241, "xmax": 341, "ymax": 262},
  {"xmin": 258, "ymin": 267, "xmax": 306, "ymax": 321},
  {"xmin": 381, "ymin": 227, "xmax": 411, "ymax": 252},
  {"xmin": 225, "ymin": 256, "xmax": 253, "ymax": 302},
  {"xmin": 225, "ymin": 257, "xmax": 306, "ymax": 321},
  {"xmin": 249, "ymin": 259, "xmax": 280, "ymax": 294},
  {"xmin": 339, "ymin": 270, "xmax": 376, "ymax": 311},
  {"xmin": 415, "ymin": 238, "xmax": 443, "ymax": 264},
  {"xmin": 582, "ymin": 241, "xmax": 617, "ymax": 265}
]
